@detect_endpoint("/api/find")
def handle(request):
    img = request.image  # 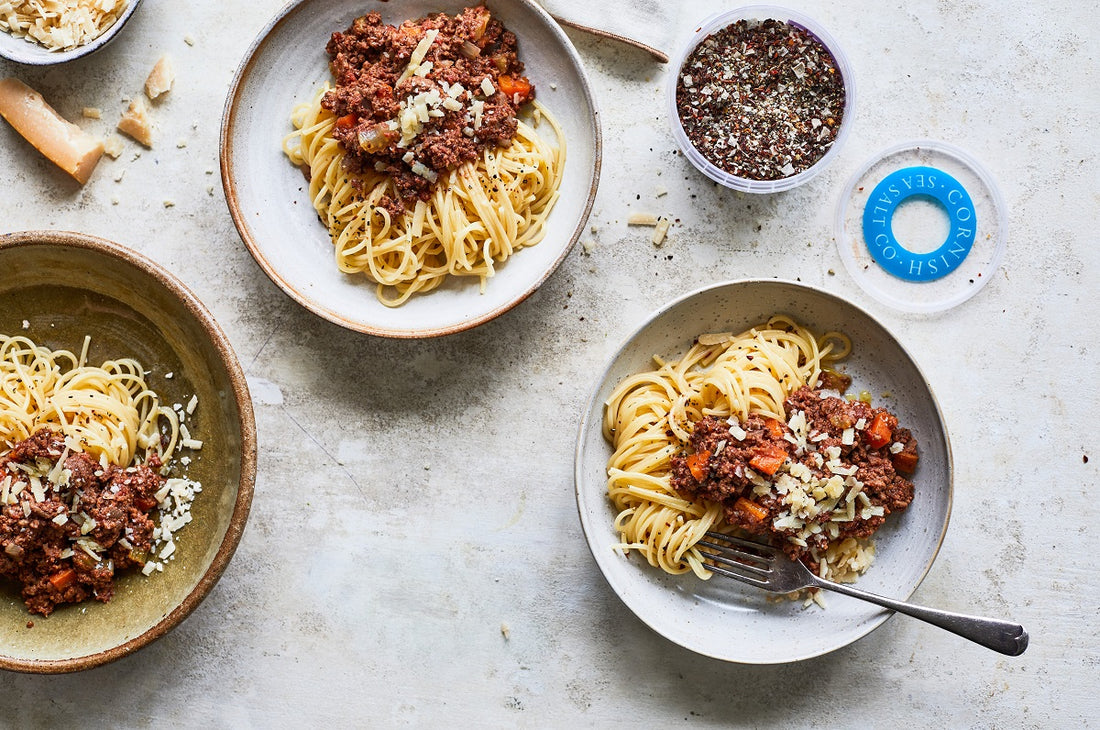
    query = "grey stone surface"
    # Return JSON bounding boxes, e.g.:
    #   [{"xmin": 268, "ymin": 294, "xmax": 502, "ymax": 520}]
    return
[{"xmin": 0, "ymin": 0, "xmax": 1095, "ymax": 726}]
